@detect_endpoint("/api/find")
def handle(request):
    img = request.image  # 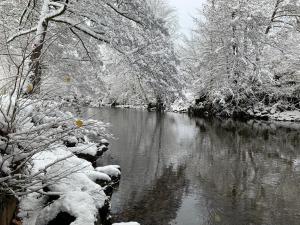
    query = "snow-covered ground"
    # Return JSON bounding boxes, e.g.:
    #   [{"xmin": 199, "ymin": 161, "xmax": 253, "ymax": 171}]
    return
[
  {"xmin": 113, "ymin": 223, "xmax": 140, "ymax": 225},
  {"xmin": 20, "ymin": 146, "xmax": 111, "ymax": 225},
  {"xmin": 0, "ymin": 95, "xmax": 138, "ymax": 225},
  {"xmin": 270, "ymin": 110, "xmax": 300, "ymax": 122}
]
